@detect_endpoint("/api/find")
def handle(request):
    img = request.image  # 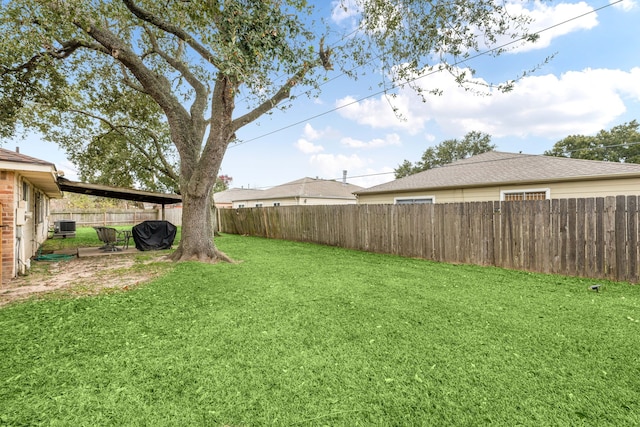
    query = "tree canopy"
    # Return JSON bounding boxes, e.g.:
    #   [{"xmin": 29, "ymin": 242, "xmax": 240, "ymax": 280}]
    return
[
  {"xmin": 1, "ymin": 0, "xmax": 537, "ymax": 262},
  {"xmin": 395, "ymin": 131, "xmax": 495, "ymax": 178},
  {"xmin": 544, "ymin": 120, "xmax": 640, "ymax": 163}
]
